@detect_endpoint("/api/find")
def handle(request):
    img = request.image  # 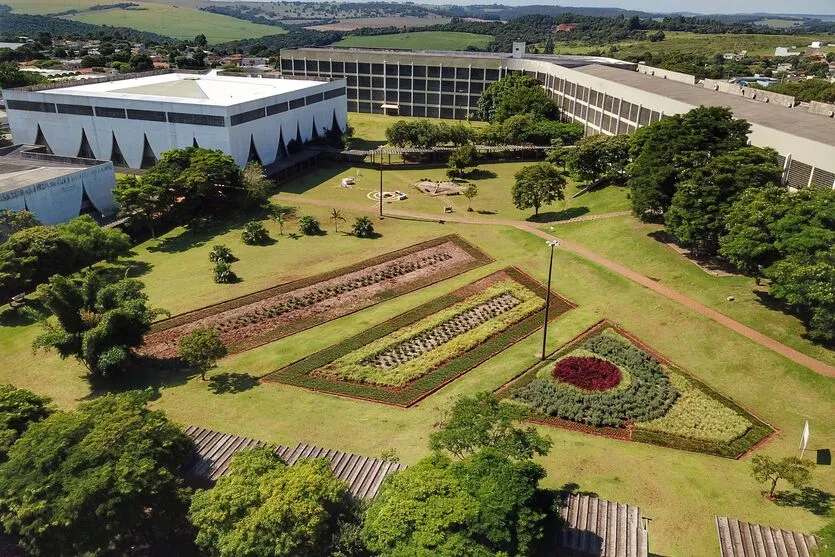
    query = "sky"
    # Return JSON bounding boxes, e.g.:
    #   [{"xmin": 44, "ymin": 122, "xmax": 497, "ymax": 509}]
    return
[{"xmin": 415, "ymin": 0, "xmax": 835, "ymax": 16}]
